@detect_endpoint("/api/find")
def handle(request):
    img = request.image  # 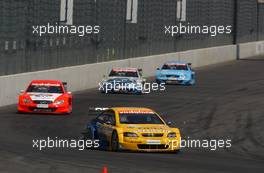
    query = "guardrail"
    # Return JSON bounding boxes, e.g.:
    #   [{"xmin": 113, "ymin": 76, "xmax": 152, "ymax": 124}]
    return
[
  {"xmin": 238, "ymin": 41, "xmax": 264, "ymax": 59},
  {"xmin": 1, "ymin": 41, "xmax": 264, "ymax": 107},
  {"xmin": 0, "ymin": 45, "xmax": 236, "ymax": 106}
]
